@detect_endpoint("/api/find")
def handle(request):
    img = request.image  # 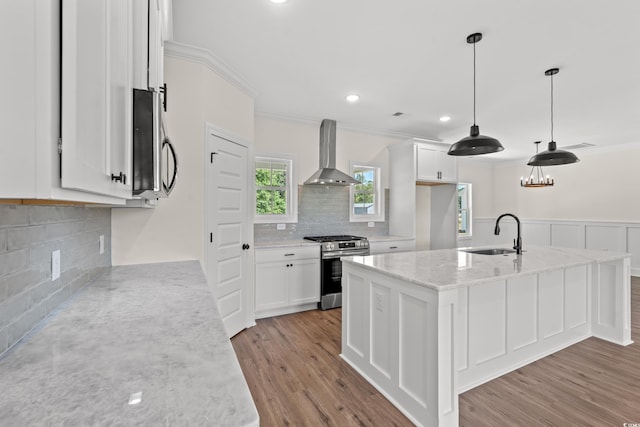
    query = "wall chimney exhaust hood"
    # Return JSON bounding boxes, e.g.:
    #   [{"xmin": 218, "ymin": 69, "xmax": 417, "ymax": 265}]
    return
[{"xmin": 304, "ymin": 119, "xmax": 359, "ymax": 186}]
